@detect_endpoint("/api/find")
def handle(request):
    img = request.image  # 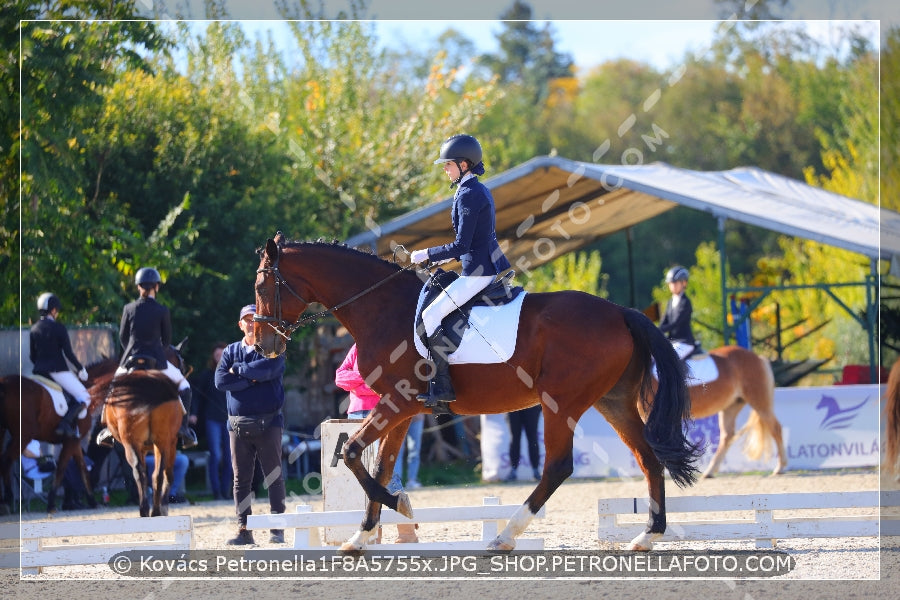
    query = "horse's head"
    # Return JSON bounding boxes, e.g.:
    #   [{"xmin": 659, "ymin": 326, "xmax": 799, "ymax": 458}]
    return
[{"xmin": 253, "ymin": 232, "xmax": 311, "ymax": 358}]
